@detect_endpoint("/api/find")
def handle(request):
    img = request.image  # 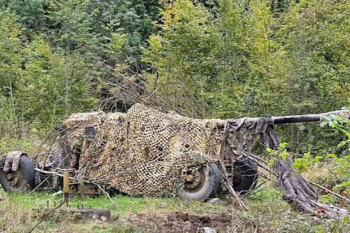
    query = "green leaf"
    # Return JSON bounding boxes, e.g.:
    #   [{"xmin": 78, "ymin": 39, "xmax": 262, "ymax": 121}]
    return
[
  {"xmin": 337, "ymin": 141, "xmax": 347, "ymax": 148},
  {"xmin": 267, "ymin": 158, "xmax": 275, "ymax": 167},
  {"xmin": 320, "ymin": 121, "xmax": 328, "ymax": 128}
]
